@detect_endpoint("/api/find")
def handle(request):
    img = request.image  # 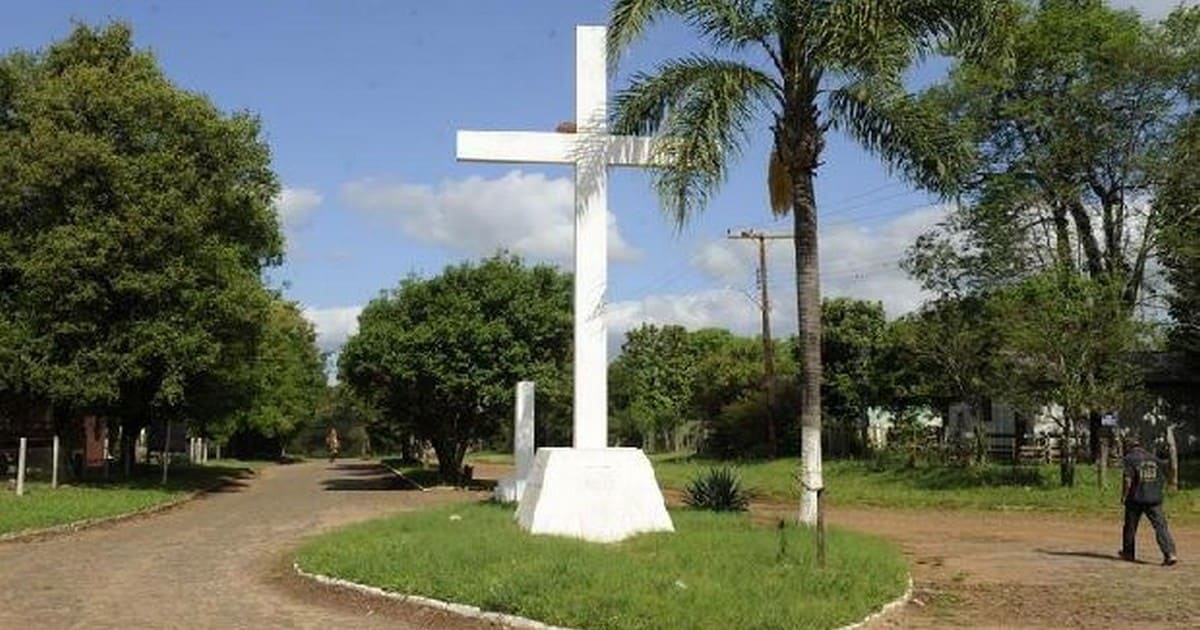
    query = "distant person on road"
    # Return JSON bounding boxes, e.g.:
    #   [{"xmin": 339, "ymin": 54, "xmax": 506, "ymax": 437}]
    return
[
  {"xmin": 1120, "ymin": 436, "xmax": 1177, "ymax": 566},
  {"xmin": 326, "ymin": 427, "xmax": 340, "ymax": 463}
]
